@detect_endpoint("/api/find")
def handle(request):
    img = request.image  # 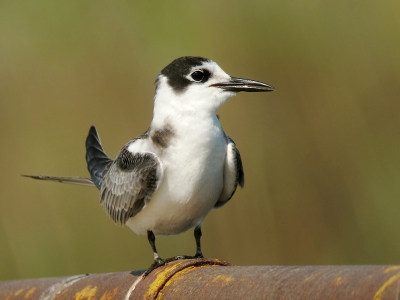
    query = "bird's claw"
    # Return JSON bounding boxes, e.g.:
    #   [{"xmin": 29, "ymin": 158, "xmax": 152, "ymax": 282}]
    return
[
  {"xmin": 164, "ymin": 252, "xmax": 204, "ymax": 263},
  {"xmin": 143, "ymin": 257, "xmax": 166, "ymax": 277}
]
